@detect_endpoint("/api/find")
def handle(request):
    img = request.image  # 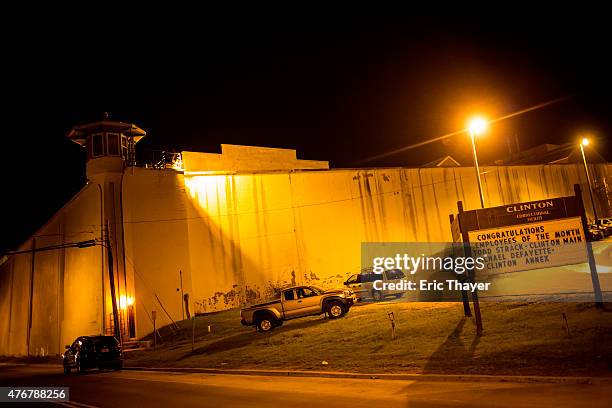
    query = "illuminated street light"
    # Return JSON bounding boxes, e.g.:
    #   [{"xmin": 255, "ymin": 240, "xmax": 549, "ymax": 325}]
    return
[
  {"xmin": 579, "ymin": 137, "xmax": 598, "ymax": 222},
  {"xmin": 468, "ymin": 116, "xmax": 487, "ymax": 208},
  {"xmin": 468, "ymin": 117, "xmax": 488, "ymax": 136}
]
